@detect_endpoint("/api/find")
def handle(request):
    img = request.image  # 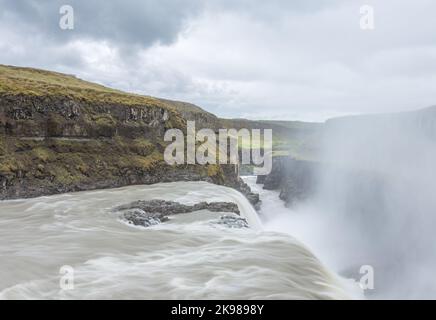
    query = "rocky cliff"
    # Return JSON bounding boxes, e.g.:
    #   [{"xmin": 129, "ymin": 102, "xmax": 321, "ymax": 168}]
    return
[
  {"xmin": 256, "ymin": 156, "xmax": 389, "ymax": 213},
  {"xmin": 0, "ymin": 65, "xmax": 257, "ymax": 203},
  {"xmin": 256, "ymin": 156, "xmax": 319, "ymax": 206}
]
